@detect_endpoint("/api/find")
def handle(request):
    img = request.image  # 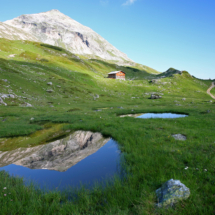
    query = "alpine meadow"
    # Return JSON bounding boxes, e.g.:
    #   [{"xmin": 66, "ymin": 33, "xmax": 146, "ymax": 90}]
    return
[{"xmin": 0, "ymin": 9, "xmax": 215, "ymax": 215}]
